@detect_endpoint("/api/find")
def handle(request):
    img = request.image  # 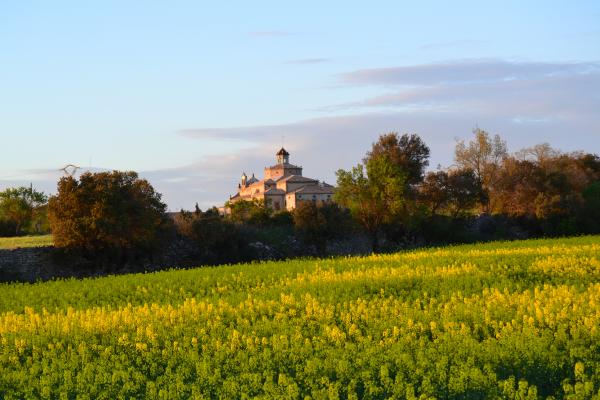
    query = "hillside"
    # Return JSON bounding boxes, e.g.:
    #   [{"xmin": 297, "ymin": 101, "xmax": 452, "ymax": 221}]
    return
[{"xmin": 0, "ymin": 236, "xmax": 599, "ymax": 398}]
